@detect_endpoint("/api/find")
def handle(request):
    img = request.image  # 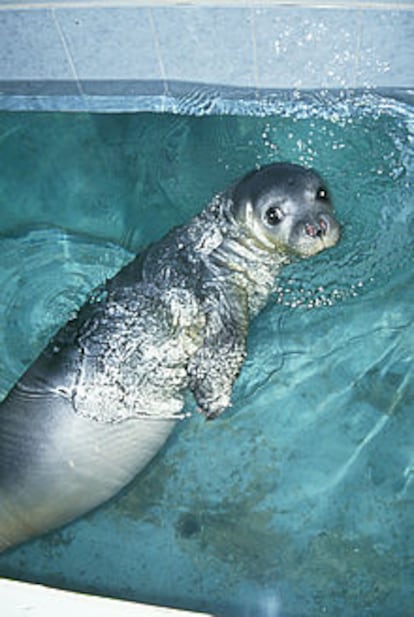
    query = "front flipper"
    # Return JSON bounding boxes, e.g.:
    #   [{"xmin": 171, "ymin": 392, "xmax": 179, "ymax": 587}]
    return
[{"xmin": 187, "ymin": 287, "xmax": 249, "ymax": 419}]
